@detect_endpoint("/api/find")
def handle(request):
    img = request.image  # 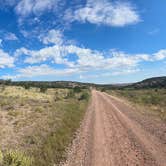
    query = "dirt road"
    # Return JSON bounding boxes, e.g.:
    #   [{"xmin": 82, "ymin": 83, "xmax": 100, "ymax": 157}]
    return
[{"xmin": 63, "ymin": 90, "xmax": 166, "ymax": 166}]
